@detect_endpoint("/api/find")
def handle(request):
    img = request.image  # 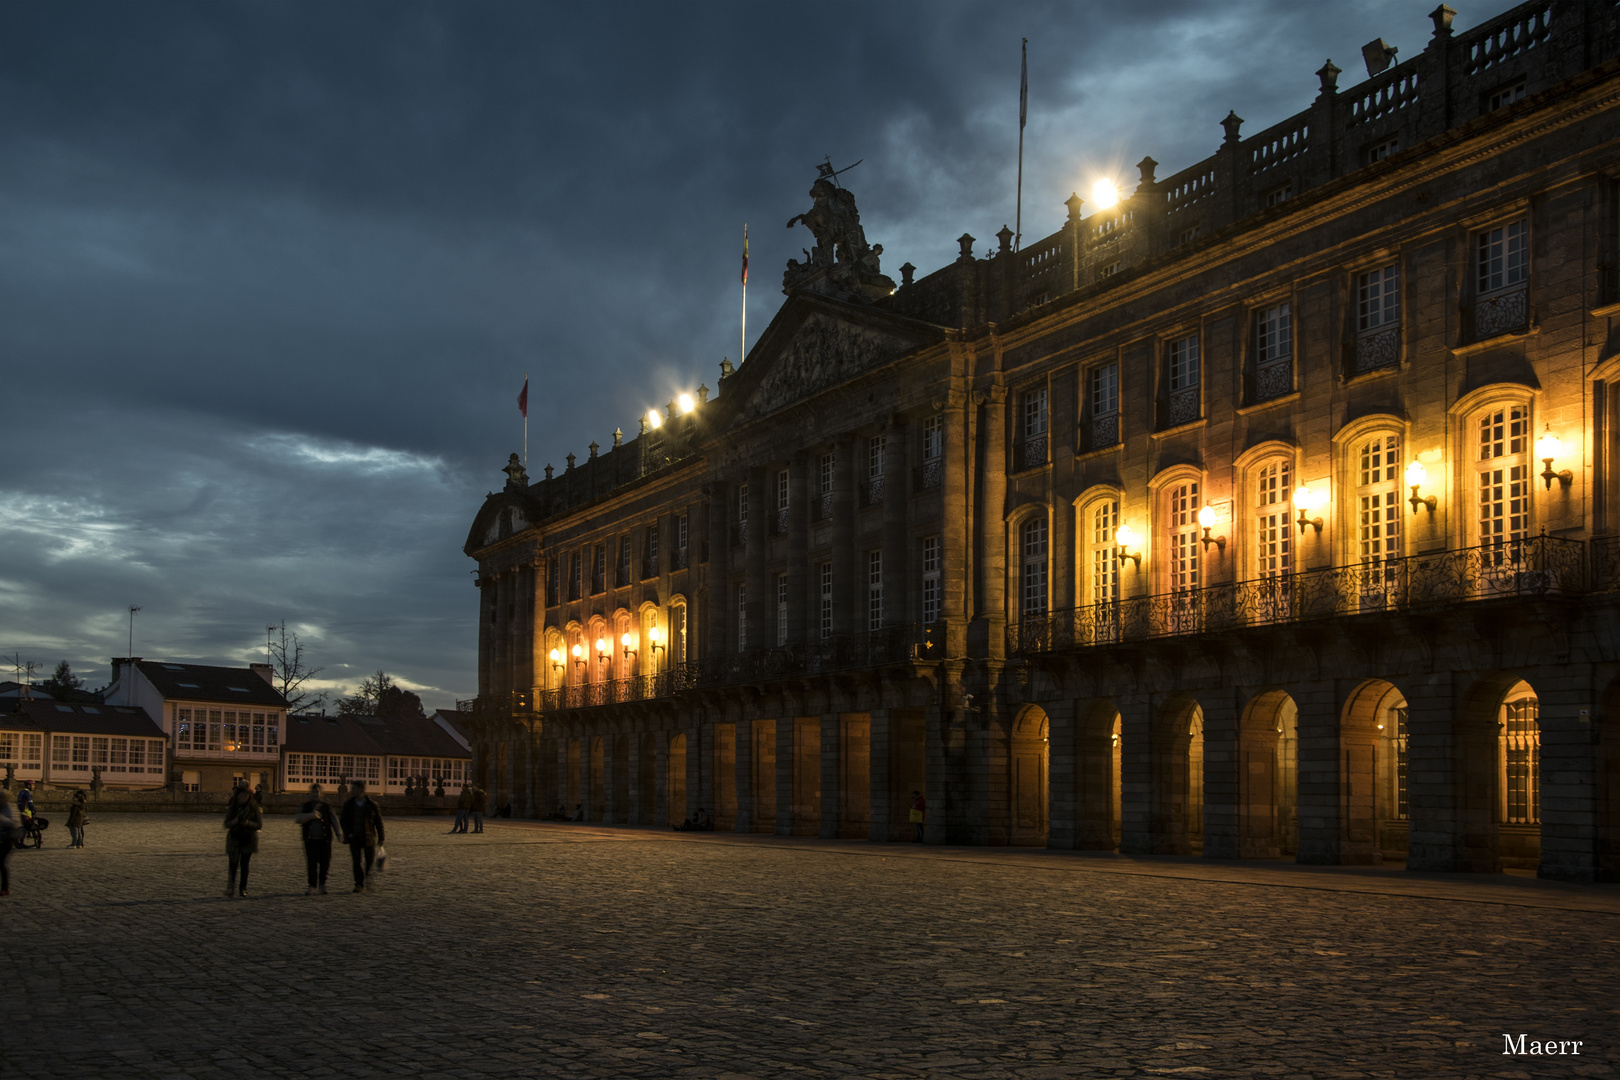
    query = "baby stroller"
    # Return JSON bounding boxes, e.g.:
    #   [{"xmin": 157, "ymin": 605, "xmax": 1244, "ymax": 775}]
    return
[{"xmin": 15, "ymin": 814, "xmax": 48, "ymax": 849}]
